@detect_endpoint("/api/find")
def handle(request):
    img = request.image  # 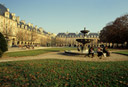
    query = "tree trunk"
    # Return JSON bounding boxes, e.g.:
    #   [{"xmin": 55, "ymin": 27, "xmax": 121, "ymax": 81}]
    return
[
  {"xmin": 111, "ymin": 43, "xmax": 114, "ymax": 48},
  {"xmin": 106, "ymin": 43, "xmax": 107, "ymax": 47},
  {"xmin": 116, "ymin": 43, "xmax": 119, "ymax": 48},
  {"xmin": 127, "ymin": 41, "xmax": 128, "ymax": 48},
  {"xmin": 121, "ymin": 43, "xmax": 124, "ymax": 48},
  {"xmin": 108, "ymin": 43, "xmax": 110, "ymax": 48}
]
